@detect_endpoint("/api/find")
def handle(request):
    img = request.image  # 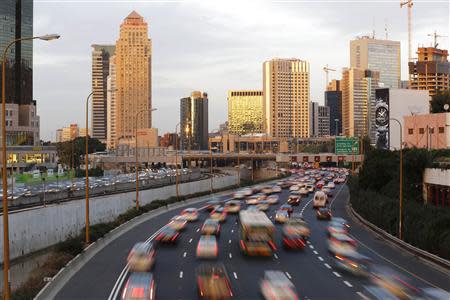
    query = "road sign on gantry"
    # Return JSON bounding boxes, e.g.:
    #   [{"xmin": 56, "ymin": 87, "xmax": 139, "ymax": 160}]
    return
[{"xmin": 335, "ymin": 137, "xmax": 359, "ymax": 155}]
